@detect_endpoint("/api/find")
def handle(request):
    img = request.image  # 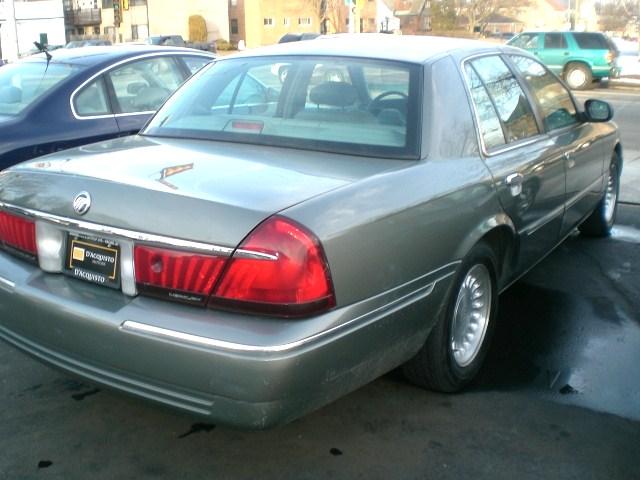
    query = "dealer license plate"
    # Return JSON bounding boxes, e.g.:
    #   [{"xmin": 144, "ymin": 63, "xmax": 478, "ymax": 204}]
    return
[{"xmin": 64, "ymin": 233, "xmax": 121, "ymax": 289}]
